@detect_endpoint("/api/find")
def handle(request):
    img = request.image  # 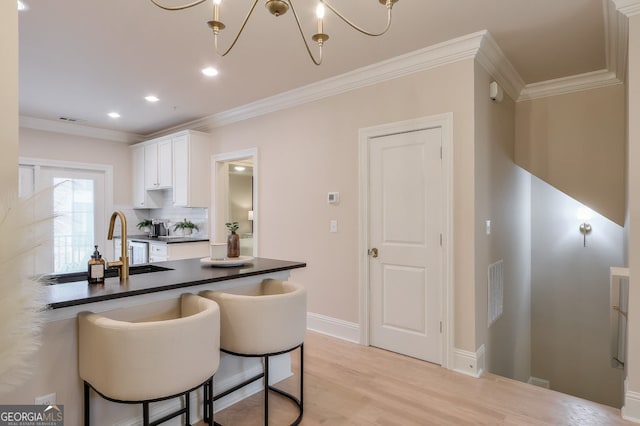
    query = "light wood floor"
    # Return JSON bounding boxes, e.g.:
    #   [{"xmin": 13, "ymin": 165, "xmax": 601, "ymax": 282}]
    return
[{"xmin": 208, "ymin": 331, "xmax": 632, "ymax": 425}]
